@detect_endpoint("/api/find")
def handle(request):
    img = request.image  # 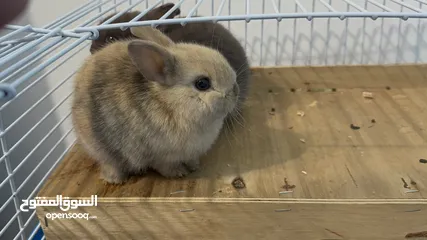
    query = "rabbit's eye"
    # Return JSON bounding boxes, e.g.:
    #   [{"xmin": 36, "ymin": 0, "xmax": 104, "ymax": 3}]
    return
[
  {"xmin": 107, "ymin": 36, "xmax": 116, "ymax": 42},
  {"xmin": 194, "ymin": 77, "xmax": 211, "ymax": 91}
]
